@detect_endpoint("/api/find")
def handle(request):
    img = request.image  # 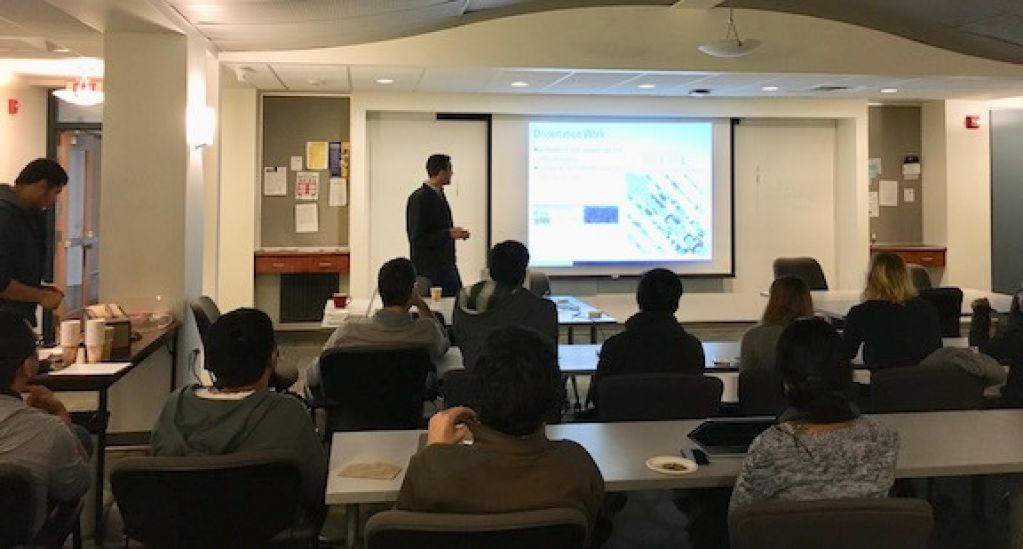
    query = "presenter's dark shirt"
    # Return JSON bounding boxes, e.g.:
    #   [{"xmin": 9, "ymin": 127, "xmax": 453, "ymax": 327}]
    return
[
  {"xmin": 406, "ymin": 184, "xmax": 455, "ymax": 281},
  {"xmin": 0, "ymin": 185, "xmax": 45, "ymax": 325},
  {"xmin": 842, "ymin": 297, "xmax": 942, "ymax": 370}
]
